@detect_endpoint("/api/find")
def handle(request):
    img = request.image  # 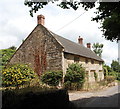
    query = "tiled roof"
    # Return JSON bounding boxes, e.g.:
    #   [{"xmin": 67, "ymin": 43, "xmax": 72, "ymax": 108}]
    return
[{"xmin": 49, "ymin": 31, "xmax": 104, "ymax": 62}]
